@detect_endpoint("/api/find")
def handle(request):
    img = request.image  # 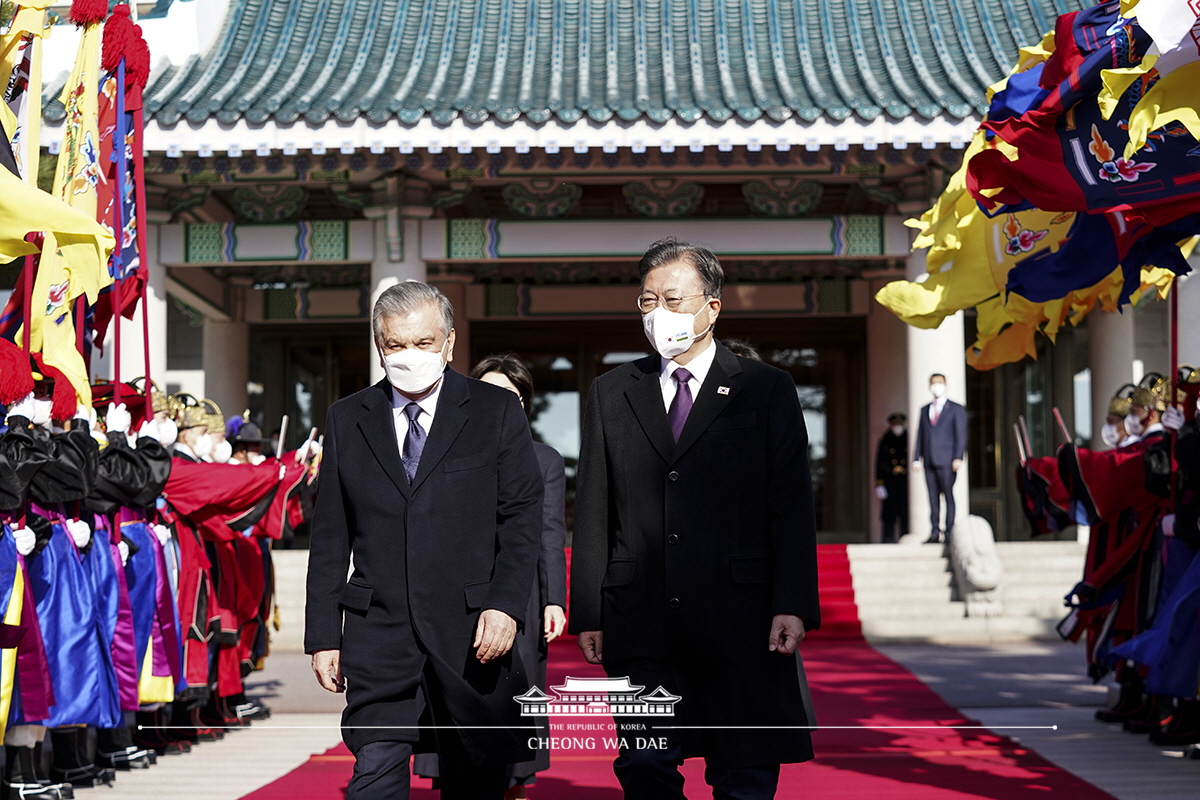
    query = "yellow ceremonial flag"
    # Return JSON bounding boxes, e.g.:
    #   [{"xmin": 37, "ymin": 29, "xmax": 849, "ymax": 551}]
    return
[
  {"xmin": 51, "ymin": 18, "xmax": 102, "ymax": 214},
  {"xmin": 1, "ymin": 1, "xmax": 52, "ymax": 181}
]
